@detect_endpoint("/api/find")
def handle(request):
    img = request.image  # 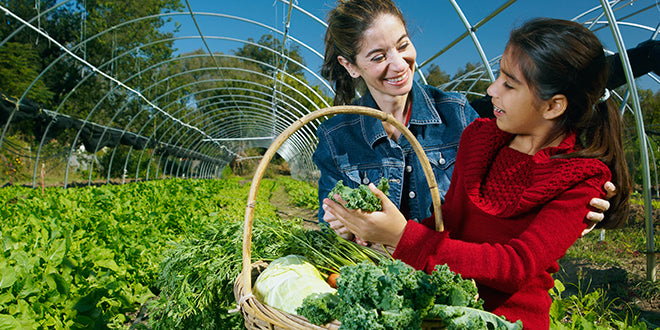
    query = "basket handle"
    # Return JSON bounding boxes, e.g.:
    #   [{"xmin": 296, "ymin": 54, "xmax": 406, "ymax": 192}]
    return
[{"xmin": 240, "ymin": 105, "xmax": 443, "ymax": 296}]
